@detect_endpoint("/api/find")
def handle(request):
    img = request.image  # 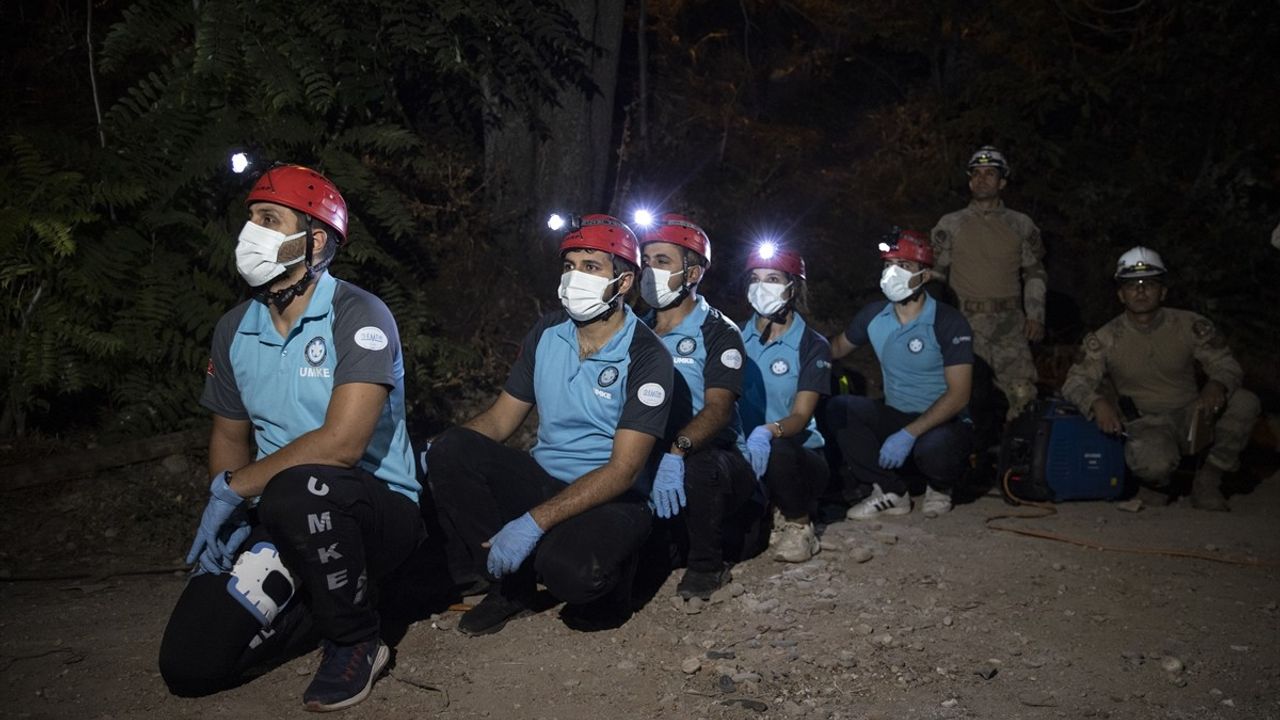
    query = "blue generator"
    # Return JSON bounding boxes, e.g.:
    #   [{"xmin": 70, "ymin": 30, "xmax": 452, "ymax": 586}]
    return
[{"xmin": 998, "ymin": 400, "xmax": 1127, "ymax": 504}]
